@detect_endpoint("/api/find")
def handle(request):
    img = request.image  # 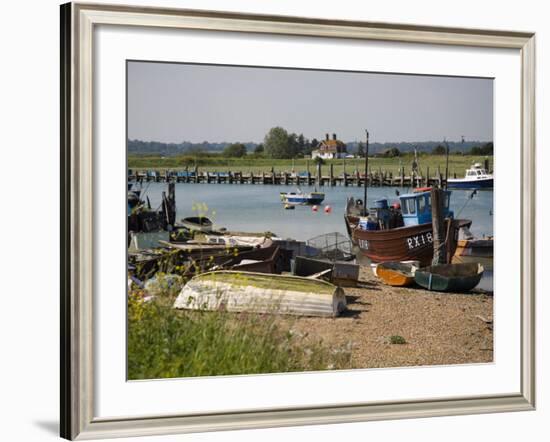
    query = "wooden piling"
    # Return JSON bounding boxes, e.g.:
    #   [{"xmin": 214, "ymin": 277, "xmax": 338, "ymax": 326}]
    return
[
  {"xmin": 316, "ymin": 162, "xmax": 321, "ymax": 186},
  {"xmin": 431, "ymin": 187, "xmax": 446, "ymax": 265}
]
